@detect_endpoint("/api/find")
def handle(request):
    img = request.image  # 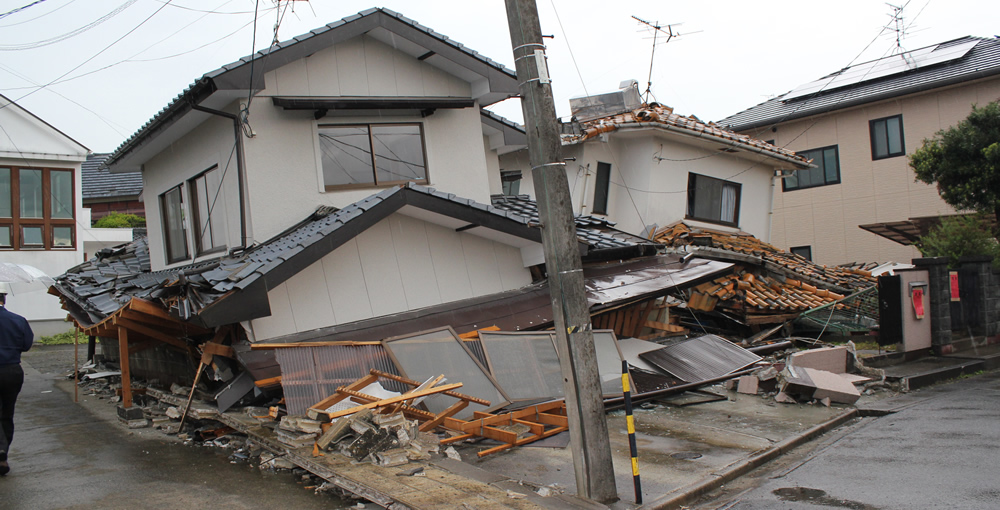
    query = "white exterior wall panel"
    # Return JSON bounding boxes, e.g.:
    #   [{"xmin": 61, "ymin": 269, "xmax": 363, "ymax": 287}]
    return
[{"xmin": 249, "ymin": 213, "xmax": 533, "ymax": 341}]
